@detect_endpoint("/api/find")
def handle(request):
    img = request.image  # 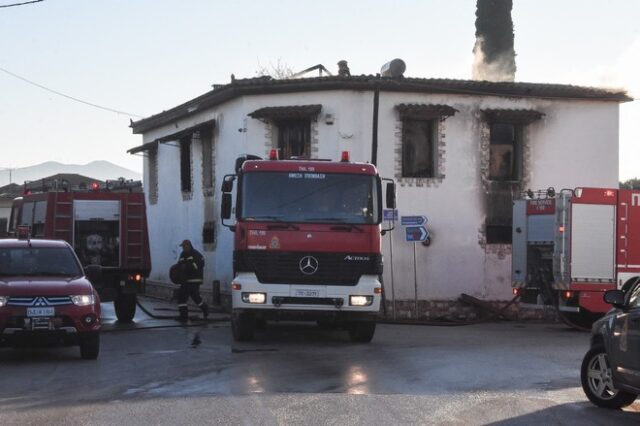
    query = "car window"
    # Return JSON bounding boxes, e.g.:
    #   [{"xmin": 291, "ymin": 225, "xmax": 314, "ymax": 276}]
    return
[
  {"xmin": 0, "ymin": 247, "xmax": 83, "ymax": 277},
  {"xmin": 628, "ymin": 281, "xmax": 640, "ymax": 308}
]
